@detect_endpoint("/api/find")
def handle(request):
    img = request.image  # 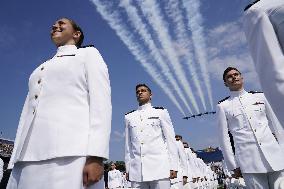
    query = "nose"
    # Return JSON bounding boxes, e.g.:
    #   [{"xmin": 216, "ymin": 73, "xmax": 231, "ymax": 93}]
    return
[{"xmin": 52, "ymin": 23, "xmax": 60, "ymax": 31}]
